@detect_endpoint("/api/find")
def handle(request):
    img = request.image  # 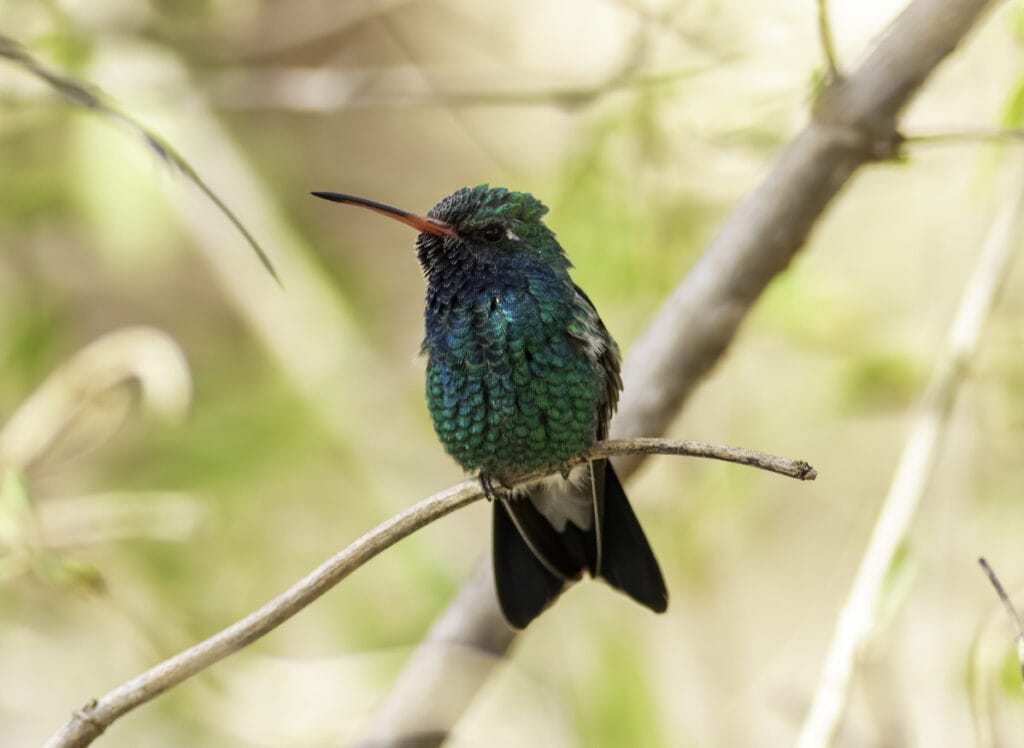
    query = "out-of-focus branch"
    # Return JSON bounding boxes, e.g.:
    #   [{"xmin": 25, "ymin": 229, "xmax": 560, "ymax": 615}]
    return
[
  {"xmin": 42, "ymin": 438, "xmax": 812, "ymax": 748},
  {"xmin": 977, "ymin": 558, "xmax": 1024, "ymax": 685},
  {"xmin": 903, "ymin": 127, "xmax": 1024, "ymax": 146},
  {"xmin": 364, "ymin": 0, "xmax": 1005, "ymax": 745},
  {"xmin": 236, "ymin": 0, "xmax": 416, "ymax": 60},
  {"xmin": 0, "ymin": 35, "xmax": 279, "ymax": 282},
  {"xmin": 613, "ymin": 0, "xmax": 1001, "ymax": 457},
  {"xmin": 797, "ymin": 156, "xmax": 1024, "ymax": 748},
  {"xmin": 209, "ymin": 64, "xmax": 709, "ymax": 112},
  {"xmin": 0, "ymin": 327, "xmax": 191, "ymax": 474},
  {"xmin": 123, "ymin": 50, "xmax": 404, "ymax": 458}
]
